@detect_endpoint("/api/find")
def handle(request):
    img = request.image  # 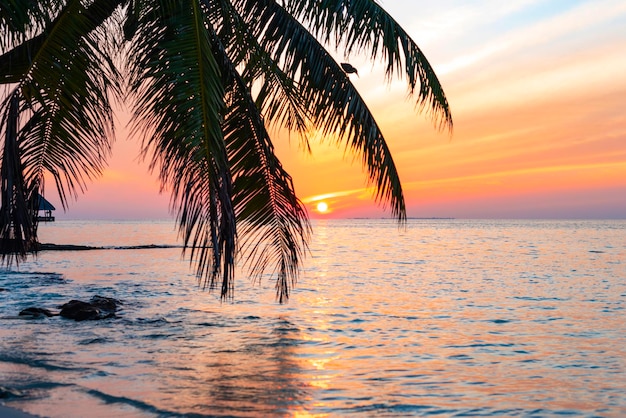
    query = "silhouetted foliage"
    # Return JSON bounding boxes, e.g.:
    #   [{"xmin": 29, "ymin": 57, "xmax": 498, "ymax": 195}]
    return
[{"xmin": 0, "ymin": 0, "xmax": 451, "ymax": 301}]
